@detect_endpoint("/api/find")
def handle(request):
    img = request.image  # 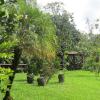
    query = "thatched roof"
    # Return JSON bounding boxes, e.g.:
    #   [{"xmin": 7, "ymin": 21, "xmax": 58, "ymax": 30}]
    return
[
  {"xmin": 67, "ymin": 51, "xmax": 78, "ymax": 55},
  {"xmin": 65, "ymin": 51, "xmax": 83, "ymax": 55}
]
